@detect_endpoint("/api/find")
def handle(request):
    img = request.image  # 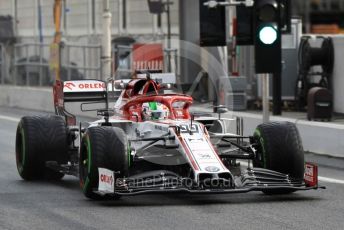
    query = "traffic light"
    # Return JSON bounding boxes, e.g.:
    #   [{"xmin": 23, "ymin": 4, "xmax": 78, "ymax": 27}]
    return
[
  {"xmin": 200, "ymin": 0, "xmax": 226, "ymax": 47},
  {"xmin": 236, "ymin": 5, "xmax": 254, "ymax": 46},
  {"xmin": 254, "ymin": 0, "xmax": 281, "ymax": 73}
]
